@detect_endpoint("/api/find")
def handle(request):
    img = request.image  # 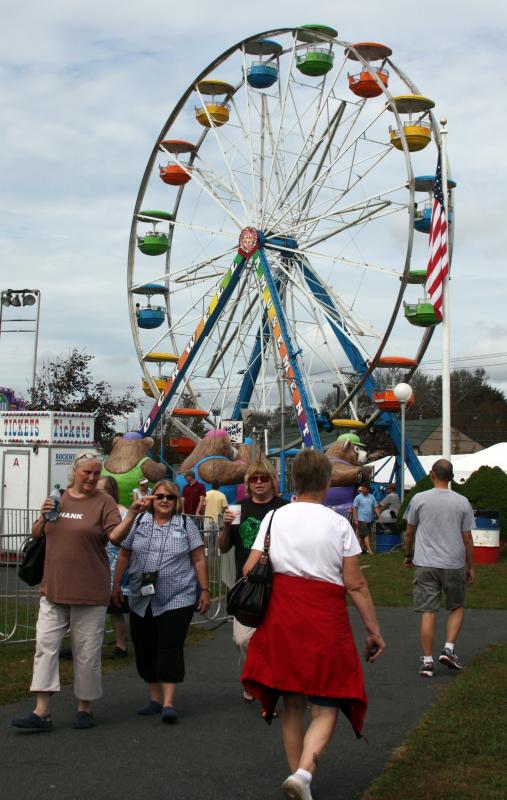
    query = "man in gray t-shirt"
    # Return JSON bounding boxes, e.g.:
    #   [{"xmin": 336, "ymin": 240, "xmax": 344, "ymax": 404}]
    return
[{"xmin": 403, "ymin": 459, "xmax": 475, "ymax": 677}]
